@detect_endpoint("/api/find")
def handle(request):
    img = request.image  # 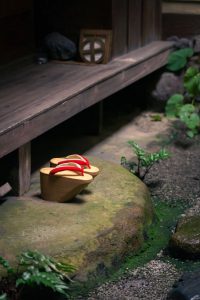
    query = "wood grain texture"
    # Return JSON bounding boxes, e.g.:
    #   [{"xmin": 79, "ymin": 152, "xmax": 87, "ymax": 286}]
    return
[
  {"xmin": 128, "ymin": 0, "xmax": 142, "ymax": 50},
  {"xmin": 163, "ymin": 2, "xmax": 200, "ymax": 15},
  {"xmin": 142, "ymin": 0, "xmax": 161, "ymax": 45},
  {"xmin": 0, "ymin": 41, "xmax": 173, "ymax": 159},
  {"xmin": 162, "ymin": 13, "xmax": 200, "ymax": 39},
  {"xmin": 111, "ymin": 0, "xmax": 128, "ymax": 57},
  {"xmin": 8, "ymin": 143, "xmax": 31, "ymax": 195}
]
